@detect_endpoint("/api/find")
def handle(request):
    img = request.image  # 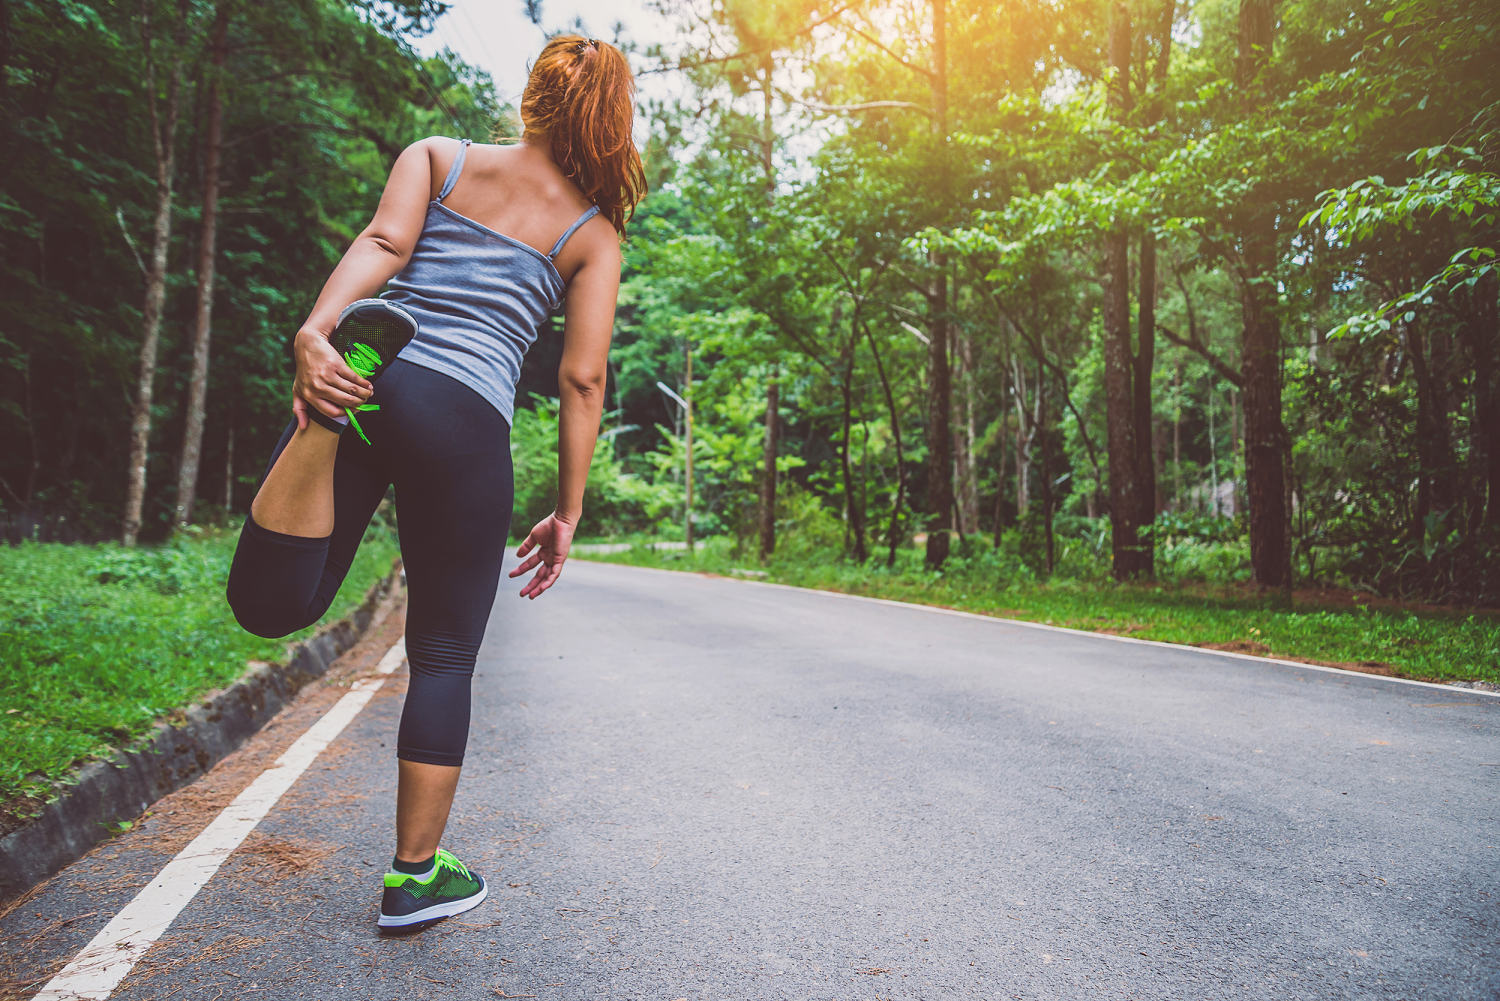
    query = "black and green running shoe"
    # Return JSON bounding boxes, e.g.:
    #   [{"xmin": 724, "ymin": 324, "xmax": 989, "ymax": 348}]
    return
[
  {"xmin": 377, "ymin": 848, "xmax": 488, "ymax": 929},
  {"xmin": 315, "ymin": 298, "xmax": 418, "ymax": 445}
]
